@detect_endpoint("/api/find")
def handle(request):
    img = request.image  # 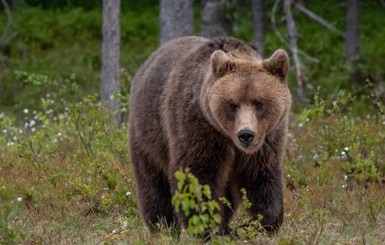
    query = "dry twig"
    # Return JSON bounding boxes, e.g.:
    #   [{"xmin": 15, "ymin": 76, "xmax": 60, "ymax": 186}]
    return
[
  {"xmin": 271, "ymin": 0, "xmax": 319, "ymax": 63},
  {"xmin": 295, "ymin": 3, "xmax": 345, "ymax": 37}
]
